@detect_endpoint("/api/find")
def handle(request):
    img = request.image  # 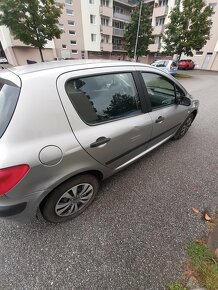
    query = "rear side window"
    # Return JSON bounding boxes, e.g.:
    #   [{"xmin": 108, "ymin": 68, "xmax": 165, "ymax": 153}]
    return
[
  {"xmin": 65, "ymin": 73, "xmax": 142, "ymax": 125},
  {"xmin": 172, "ymin": 61, "xmax": 177, "ymax": 67},
  {"xmin": 0, "ymin": 81, "xmax": 20, "ymax": 138}
]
